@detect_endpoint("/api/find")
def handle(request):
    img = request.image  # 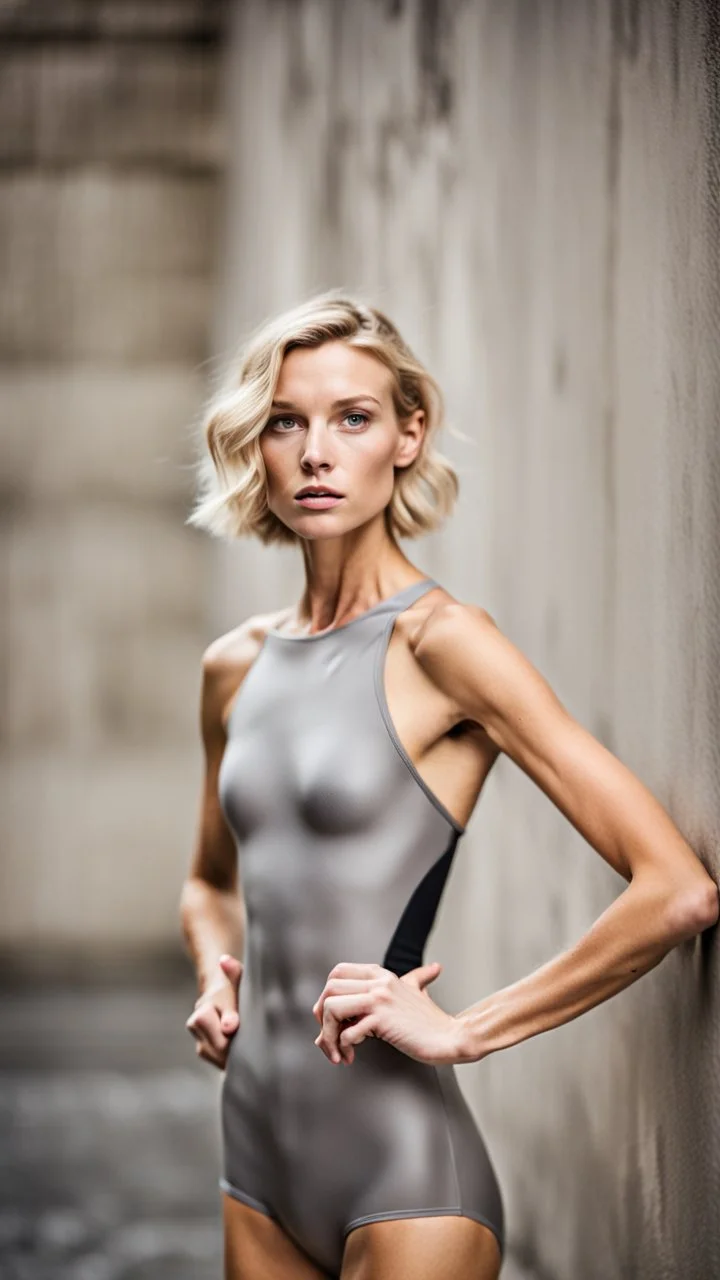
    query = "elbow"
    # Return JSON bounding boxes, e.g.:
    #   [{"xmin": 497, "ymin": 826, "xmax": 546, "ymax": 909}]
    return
[
  {"xmin": 691, "ymin": 879, "xmax": 720, "ymax": 931},
  {"xmin": 178, "ymin": 875, "xmax": 208, "ymax": 930},
  {"xmin": 665, "ymin": 878, "xmax": 719, "ymax": 942}
]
